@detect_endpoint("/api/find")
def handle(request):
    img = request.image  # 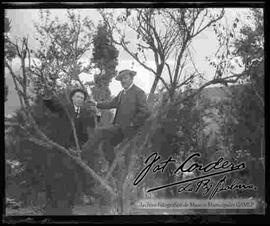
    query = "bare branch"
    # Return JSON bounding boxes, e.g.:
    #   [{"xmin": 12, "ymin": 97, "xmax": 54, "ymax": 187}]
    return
[
  {"xmin": 189, "ymin": 9, "xmax": 203, "ymax": 34},
  {"xmin": 100, "ymin": 9, "xmax": 170, "ymax": 94},
  {"xmin": 187, "ymin": 48, "xmax": 206, "ymax": 81},
  {"xmin": 174, "ymin": 74, "xmax": 243, "ymax": 106},
  {"xmin": 191, "ymin": 9, "xmax": 225, "ymax": 38},
  {"xmin": 165, "ymin": 63, "xmax": 173, "ymax": 85},
  {"xmin": 172, "ymin": 39, "xmax": 189, "ymax": 89},
  {"xmin": 176, "ymin": 72, "xmax": 196, "ymax": 89},
  {"xmin": 195, "ymin": 9, "xmax": 208, "ymax": 33},
  {"xmin": 120, "ymin": 40, "xmax": 170, "ymax": 91},
  {"xmin": 177, "ymin": 51, "xmax": 189, "ymax": 84}
]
